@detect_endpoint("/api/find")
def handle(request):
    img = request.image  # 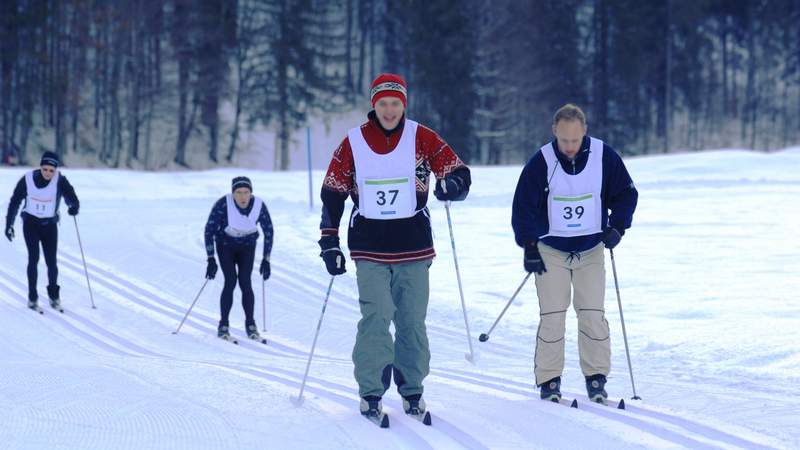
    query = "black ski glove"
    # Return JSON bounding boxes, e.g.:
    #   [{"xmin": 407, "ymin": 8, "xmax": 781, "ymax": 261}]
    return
[
  {"xmin": 319, "ymin": 236, "xmax": 346, "ymax": 276},
  {"xmin": 524, "ymin": 241, "xmax": 546, "ymax": 275},
  {"xmin": 260, "ymin": 259, "xmax": 271, "ymax": 280},
  {"xmin": 4, "ymin": 225, "xmax": 14, "ymax": 242},
  {"xmin": 433, "ymin": 173, "xmax": 469, "ymax": 202},
  {"xmin": 67, "ymin": 205, "xmax": 79, "ymax": 216},
  {"xmin": 206, "ymin": 257, "xmax": 218, "ymax": 280},
  {"xmin": 601, "ymin": 228, "xmax": 622, "ymax": 249}
]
